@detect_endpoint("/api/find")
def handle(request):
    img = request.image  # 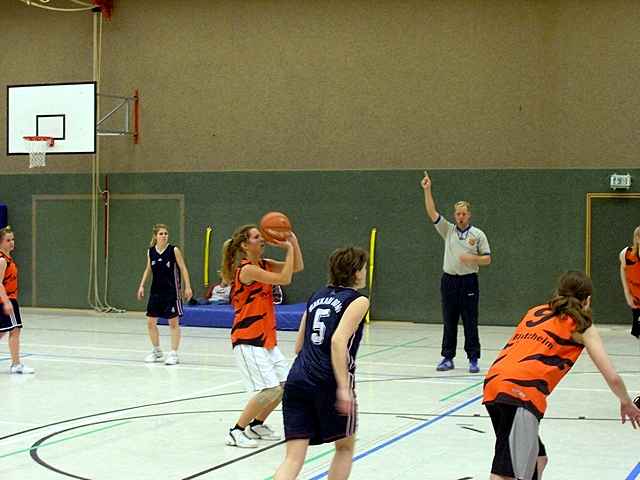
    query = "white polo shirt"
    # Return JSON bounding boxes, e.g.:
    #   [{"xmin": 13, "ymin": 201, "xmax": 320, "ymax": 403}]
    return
[{"xmin": 434, "ymin": 215, "xmax": 491, "ymax": 275}]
